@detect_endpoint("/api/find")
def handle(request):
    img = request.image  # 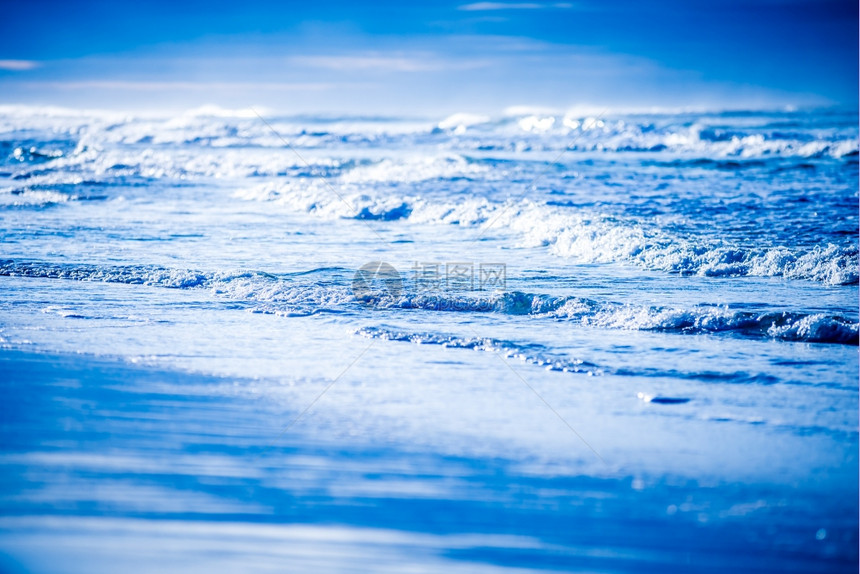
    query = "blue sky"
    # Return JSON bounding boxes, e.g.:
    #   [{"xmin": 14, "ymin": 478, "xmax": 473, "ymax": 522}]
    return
[{"xmin": 0, "ymin": 0, "xmax": 856, "ymax": 114}]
